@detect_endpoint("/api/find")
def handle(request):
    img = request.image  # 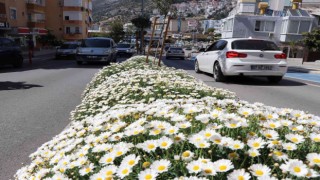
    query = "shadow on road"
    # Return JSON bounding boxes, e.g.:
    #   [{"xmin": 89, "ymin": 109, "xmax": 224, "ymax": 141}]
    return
[{"xmin": 0, "ymin": 81, "xmax": 43, "ymax": 90}]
